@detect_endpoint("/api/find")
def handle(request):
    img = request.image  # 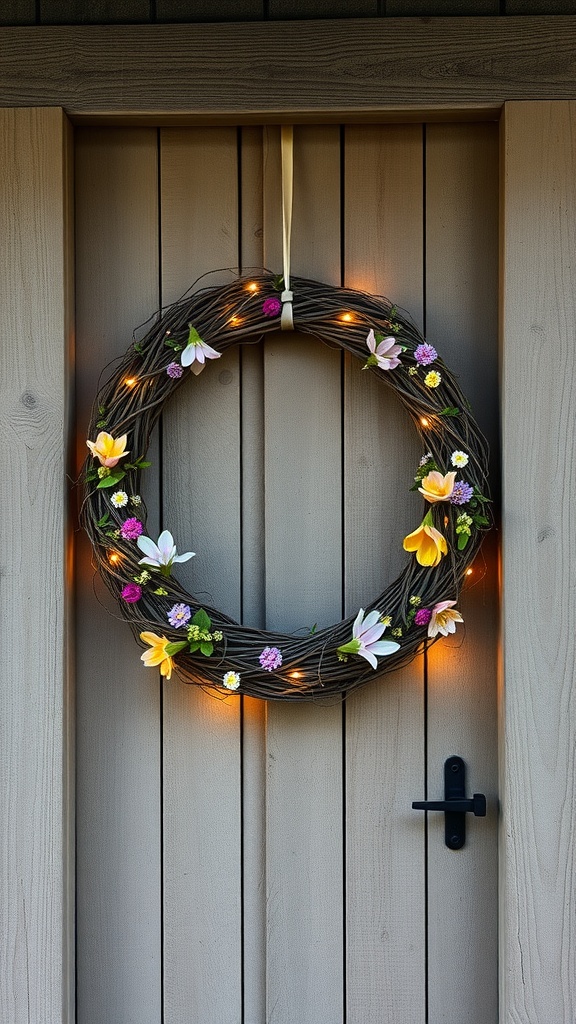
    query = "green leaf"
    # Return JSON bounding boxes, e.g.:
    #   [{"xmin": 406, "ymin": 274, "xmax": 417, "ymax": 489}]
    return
[
  {"xmin": 164, "ymin": 337, "xmax": 183, "ymax": 351},
  {"xmin": 438, "ymin": 407, "xmax": 460, "ymax": 417},
  {"xmin": 457, "ymin": 533, "xmax": 470, "ymax": 550},
  {"xmin": 134, "ymin": 341, "xmax": 143, "ymax": 353},
  {"xmin": 188, "ymin": 641, "xmax": 200, "ymax": 654},
  {"xmin": 98, "ymin": 404, "xmax": 106, "ymax": 415},
  {"xmin": 85, "ymin": 469, "xmax": 98, "ymax": 482},
  {"xmin": 472, "ymin": 514, "xmax": 490, "ymax": 527},
  {"xmin": 166, "ymin": 641, "xmax": 187, "ymax": 657},
  {"xmin": 191, "ymin": 608, "xmax": 211, "ymax": 632},
  {"xmin": 97, "ymin": 512, "xmax": 110, "ymax": 527},
  {"xmin": 186, "ymin": 325, "xmax": 203, "ymax": 346},
  {"xmin": 199, "ymin": 642, "xmax": 214, "ymax": 657},
  {"xmin": 136, "ymin": 460, "xmax": 151, "ymax": 469},
  {"xmin": 97, "ymin": 471, "xmax": 125, "ymax": 489},
  {"xmin": 96, "ymin": 418, "xmax": 108, "ymax": 428}
]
